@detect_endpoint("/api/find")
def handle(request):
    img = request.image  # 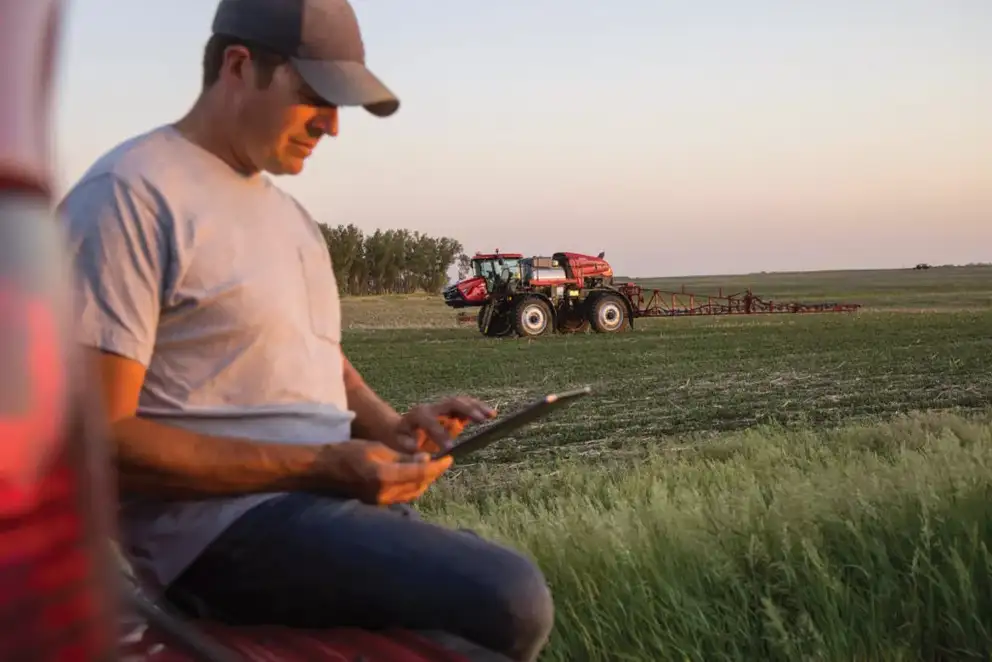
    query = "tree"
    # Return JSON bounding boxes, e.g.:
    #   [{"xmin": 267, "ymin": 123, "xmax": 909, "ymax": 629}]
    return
[
  {"xmin": 317, "ymin": 223, "xmax": 464, "ymax": 296},
  {"xmin": 456, "ymin": 253, "xmax": 473, "ymax": 281}
]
